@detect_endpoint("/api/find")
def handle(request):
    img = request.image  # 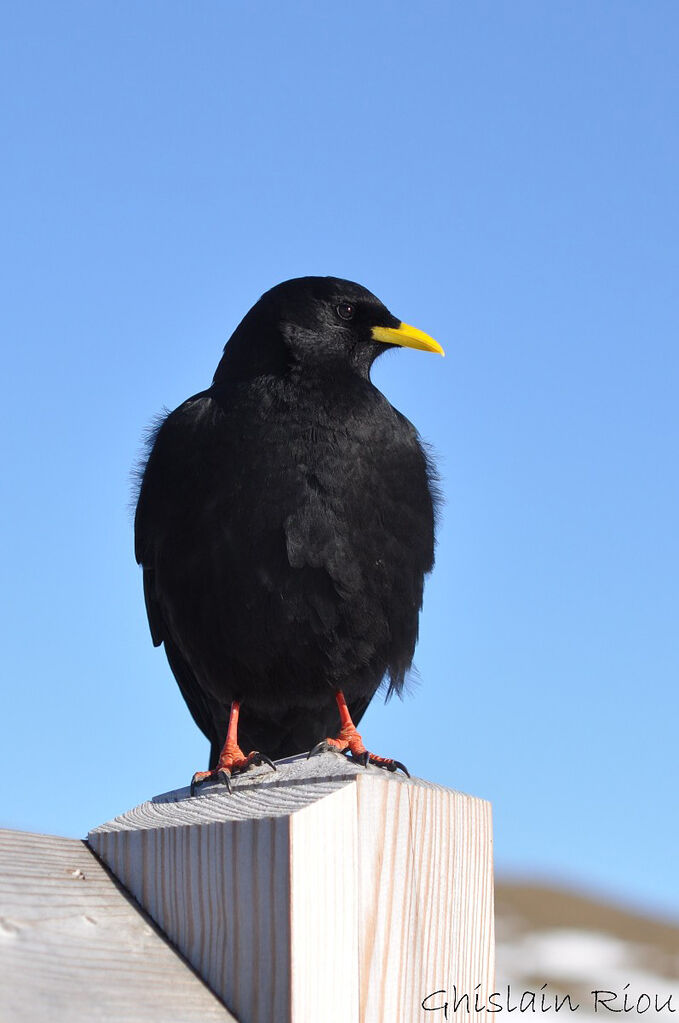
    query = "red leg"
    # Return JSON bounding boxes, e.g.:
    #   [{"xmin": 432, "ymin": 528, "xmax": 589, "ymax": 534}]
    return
[
  {"xmin": 190, "ymin": 701, "xmax": 275, "ymax": 795},
  {"xmin": 308, "ymin": 691, "xmax": 409, "ymax": 776}
]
